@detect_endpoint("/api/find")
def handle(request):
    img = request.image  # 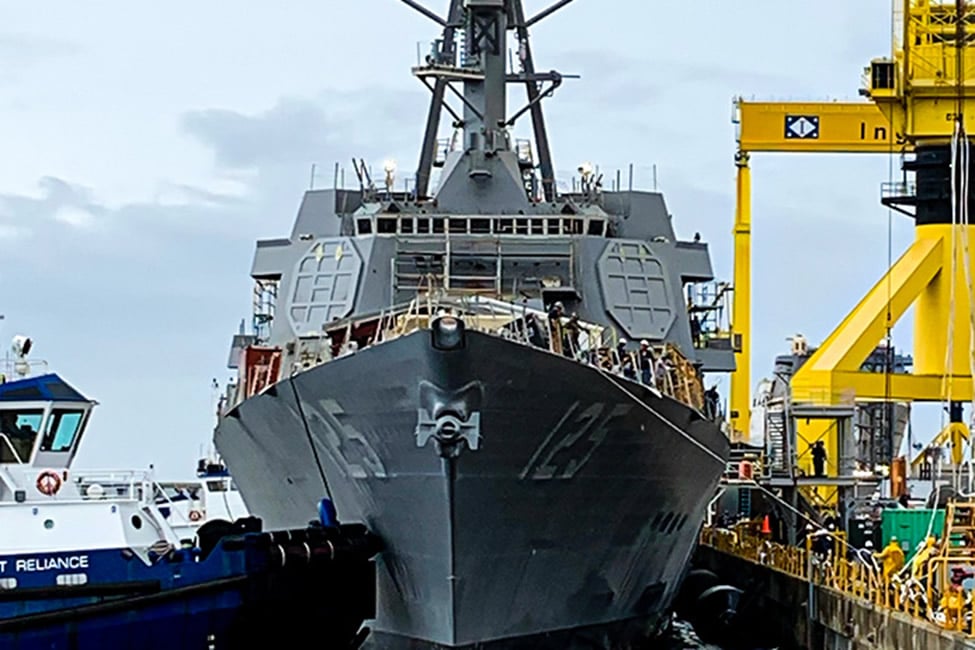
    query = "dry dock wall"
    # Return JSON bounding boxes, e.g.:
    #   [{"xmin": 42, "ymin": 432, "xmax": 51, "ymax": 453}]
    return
[{"xmin": 694, "ymin": 545, "xmax": 975, "ymax": 650}]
